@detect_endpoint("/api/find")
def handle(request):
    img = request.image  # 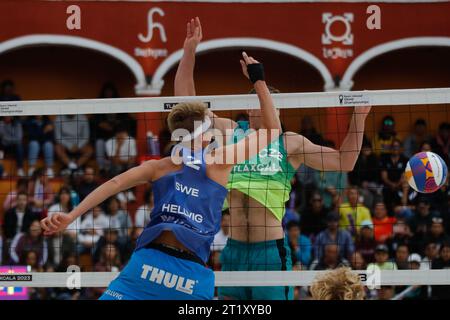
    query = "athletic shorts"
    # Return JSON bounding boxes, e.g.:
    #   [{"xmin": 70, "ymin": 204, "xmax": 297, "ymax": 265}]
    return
[
  {"xmin": 99, "ymin": 244, "xmax": 214, "ymax": 300},
  {"xmin": 218, "ymin": 238, "xmax": 293, "ymax": 300}
]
